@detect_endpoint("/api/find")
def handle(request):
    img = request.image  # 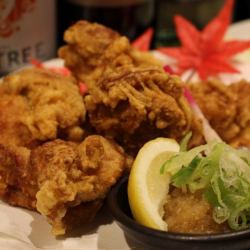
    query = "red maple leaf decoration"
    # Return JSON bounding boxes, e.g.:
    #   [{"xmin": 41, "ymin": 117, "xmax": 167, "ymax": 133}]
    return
[
  {"xmin": 158, "ymin": 0, "xmax": 250, "ymax": 80},
  {"xmin": 132, "ymin": 27, "xmax": 154, "ymax": 51}
]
